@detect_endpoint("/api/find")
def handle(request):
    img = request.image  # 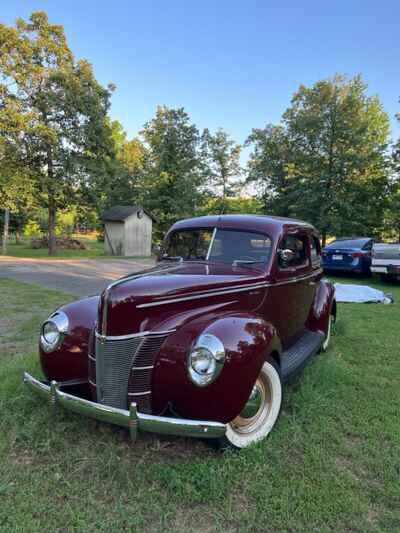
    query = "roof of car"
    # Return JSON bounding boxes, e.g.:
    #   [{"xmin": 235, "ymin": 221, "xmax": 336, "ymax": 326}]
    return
[{"xmin": 169, "ymin": 214, "xmax": 316, "ymax": 237}]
